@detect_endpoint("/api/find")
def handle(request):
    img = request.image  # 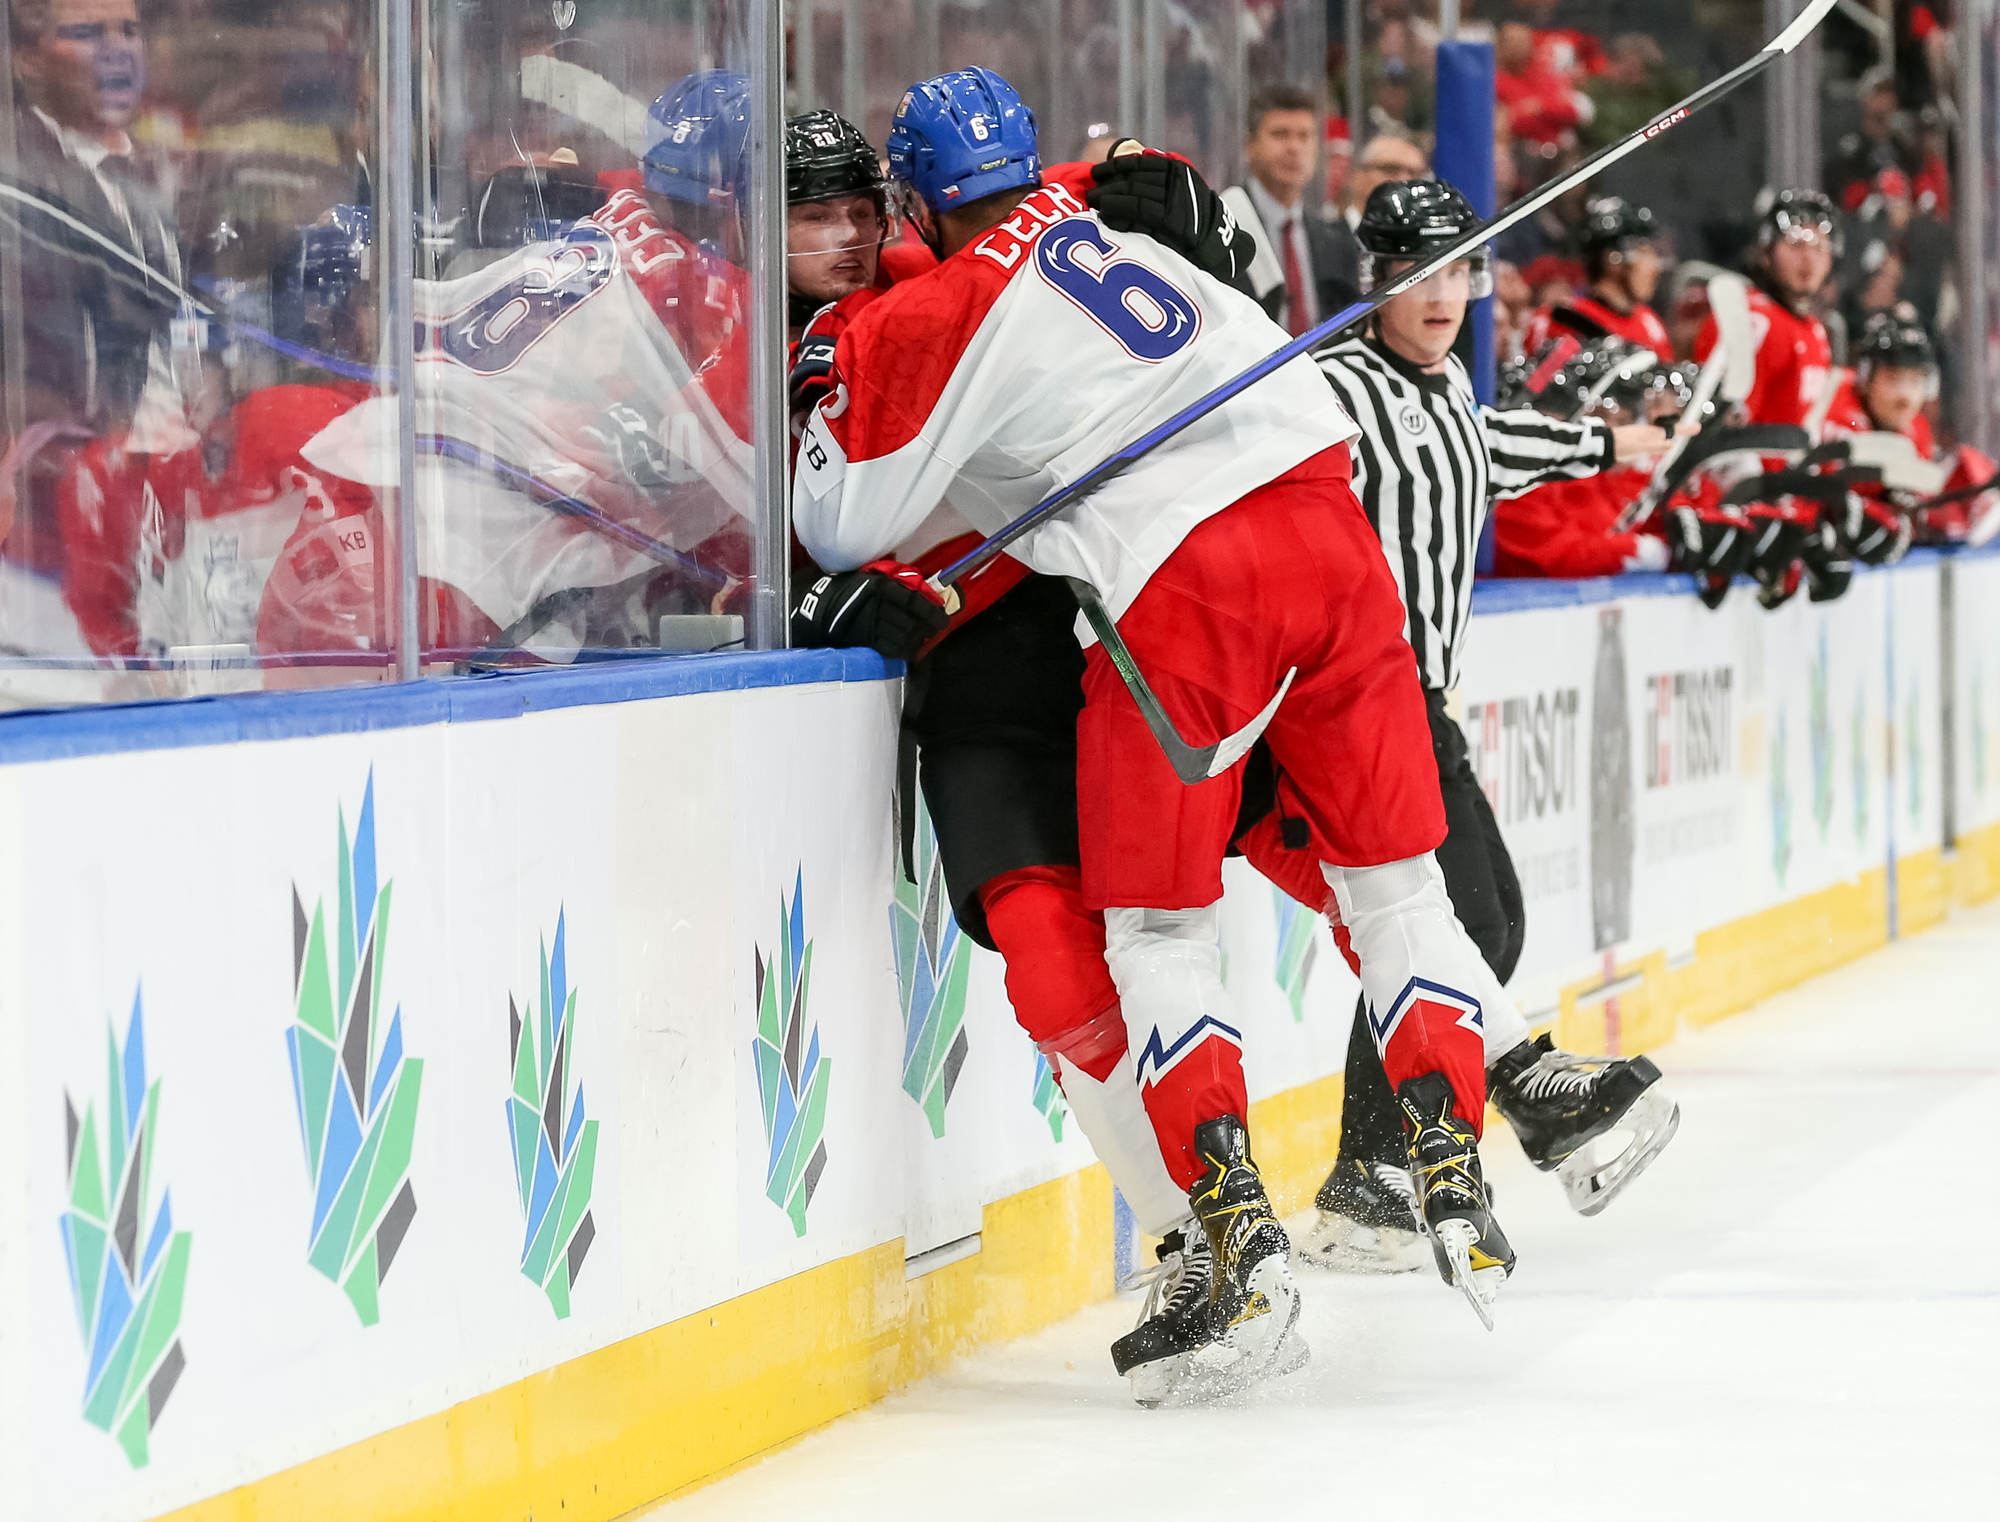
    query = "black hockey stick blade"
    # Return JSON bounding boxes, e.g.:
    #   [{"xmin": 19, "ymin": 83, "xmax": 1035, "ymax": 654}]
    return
[{"xmin": 1069, "ymin": 579, "xmax": 1295, "ymax": 784}]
